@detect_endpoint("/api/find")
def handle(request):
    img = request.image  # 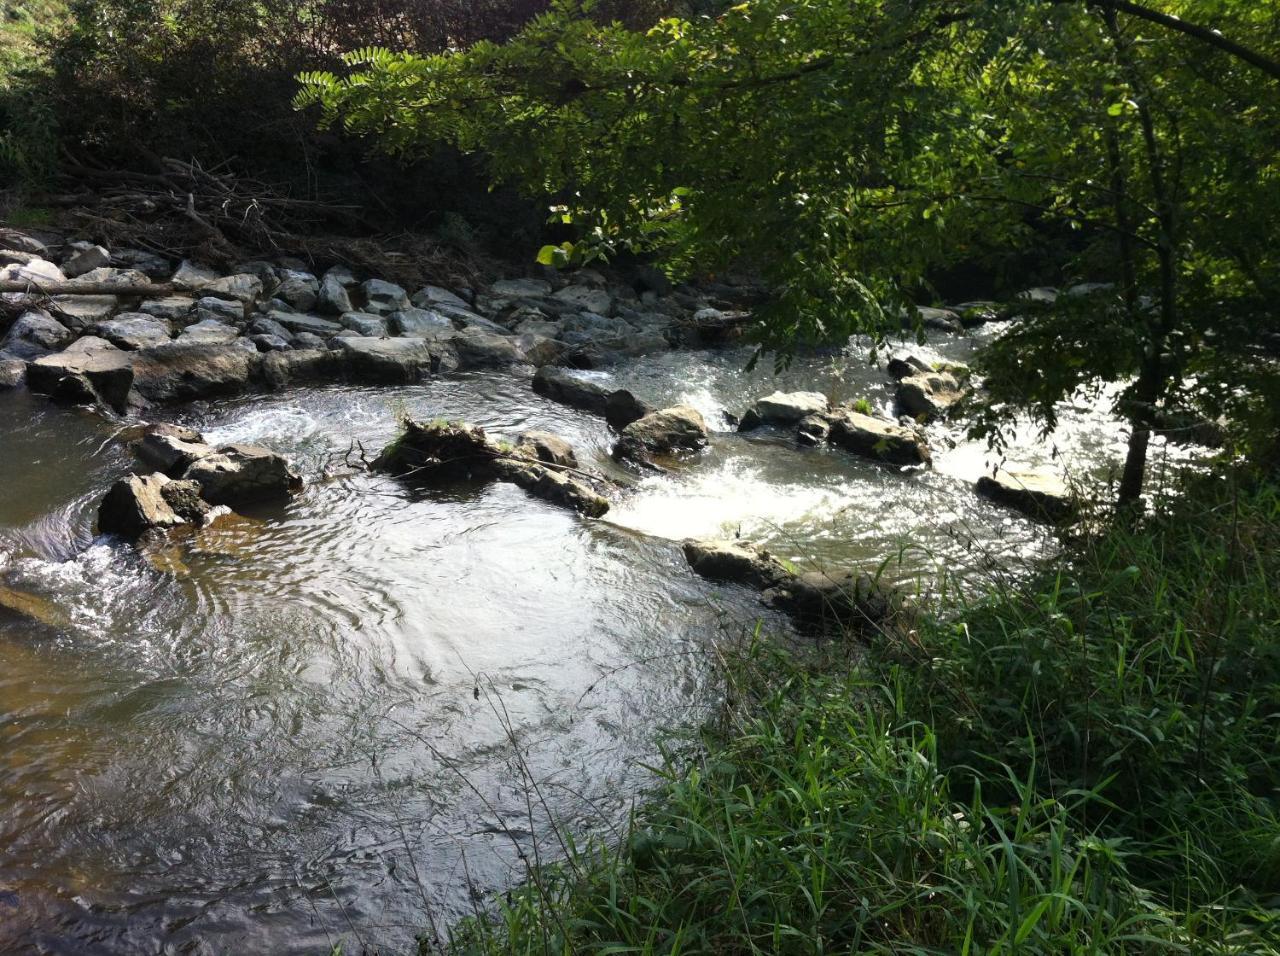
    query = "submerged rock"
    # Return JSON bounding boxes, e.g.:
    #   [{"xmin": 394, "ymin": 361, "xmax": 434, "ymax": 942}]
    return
[
  {"xmin": 682, "ymin": 539, "xmax": 791, "ymax": 591},
  {"xmin": 184, "ymin": 443, "xmax": 302, "ymax": 506},
  {"xmin": 0, "ymin": 582, "xmax": 70, "ymax": 630},
  {"xmin": 976, "ymin": 469, "xmax": 1075, "ymax": 523},
  {"xmin": 532, "ymin": 366, "xmax": 611, "ymax": 414},
  {"xmin": 826, "ymin": 409, "xmax": 930, "ymax": 466}
]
